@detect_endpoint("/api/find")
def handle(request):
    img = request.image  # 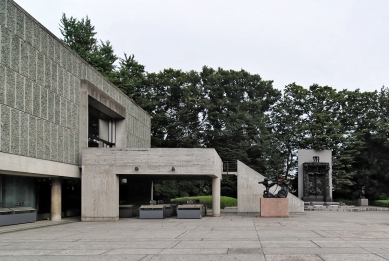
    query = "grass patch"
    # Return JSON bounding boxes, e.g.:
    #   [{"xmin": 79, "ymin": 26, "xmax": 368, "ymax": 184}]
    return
[
  {"xmin": 171, "ymin": 196, "xmax": 237, "ymax": 209},
  {"xmin": 373, "ymin": 200, "xmax": 389, "ymax": 207}
]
